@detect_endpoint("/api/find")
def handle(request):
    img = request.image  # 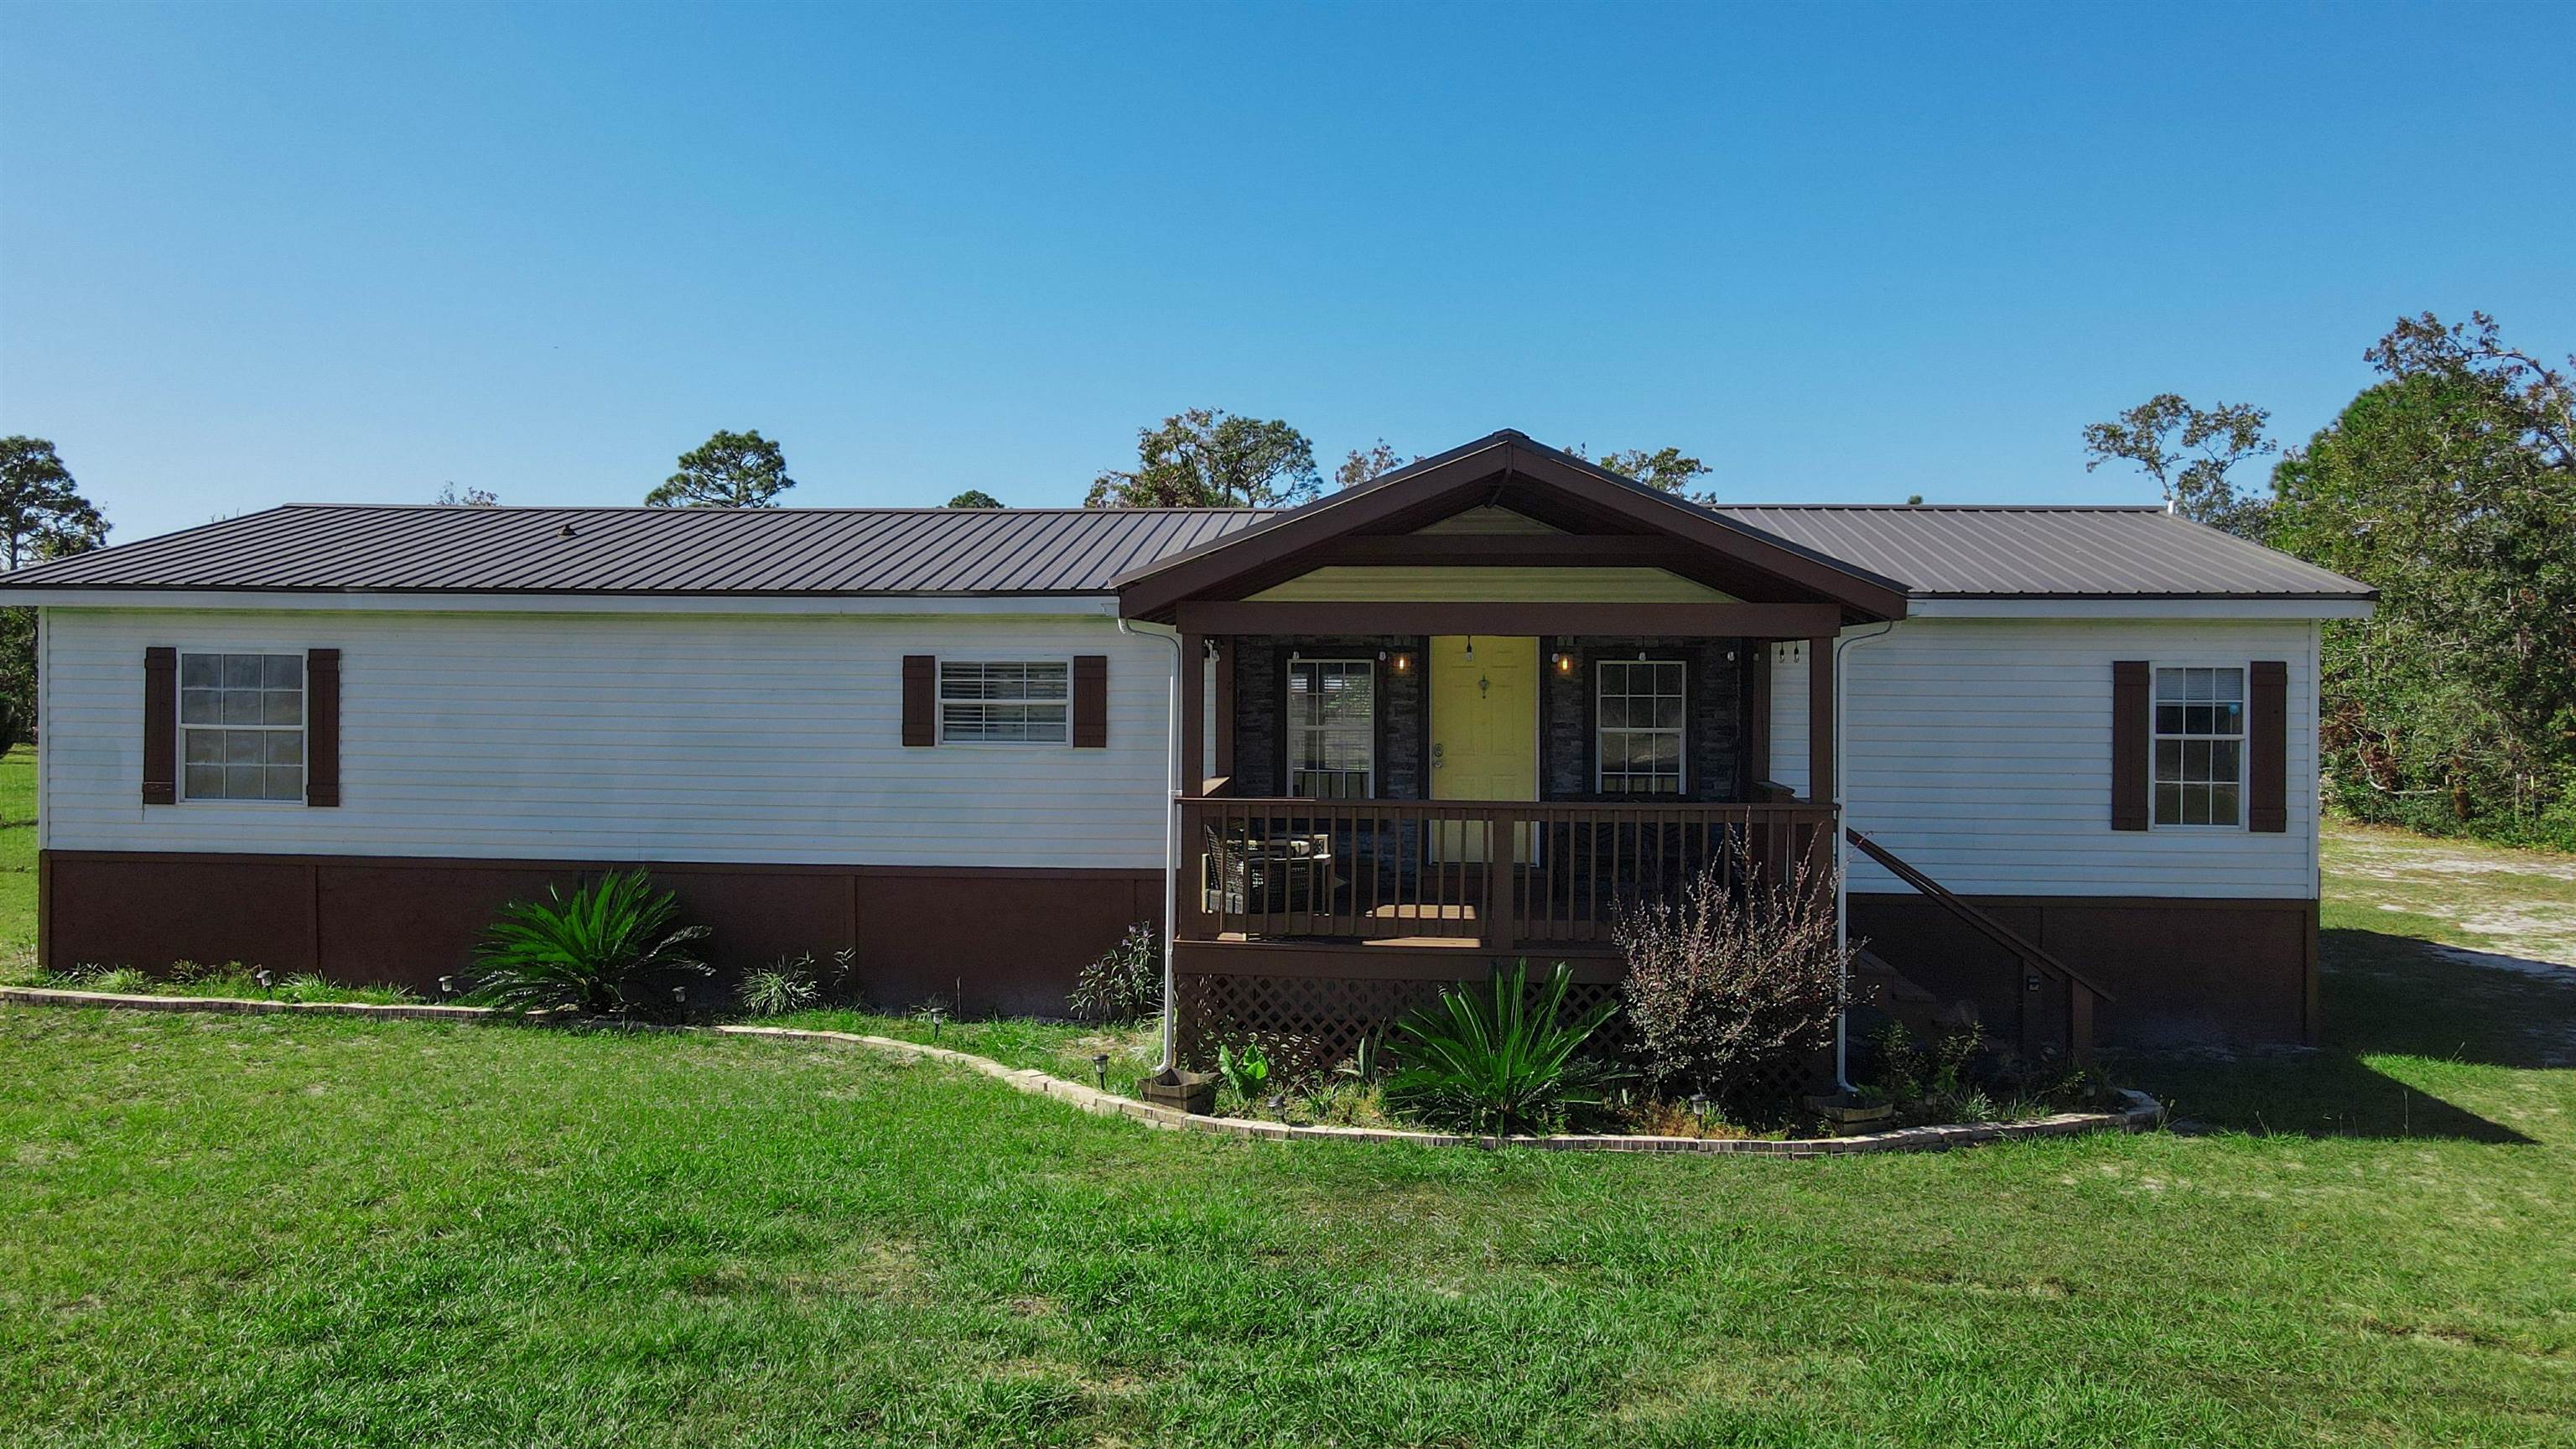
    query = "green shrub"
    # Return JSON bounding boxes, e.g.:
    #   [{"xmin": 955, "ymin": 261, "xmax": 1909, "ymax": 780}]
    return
[
  {"xmin": 468, "ymin": 870, "xmax": 712, "ymax": 1017},
  {"xmin": 1384, "ymin": 961, "xmax": 1620, "ymax": 1135},
  {"xmin": 1215, "ymin": 1040, "xmax": 1272, "ymax": 1099},
  {"xmin": 1069, "ymin": 922, "xmax": 1160, "ymax": 1023},
  {"xmin": 737, "ymin": 956, "xmax": 823, "ymax": 1018},
  {"xmin": 1613, "ymin": 857, "xmax": 1851, "ymax": 1108},
  {"xmin": 75, "ymin": 965, "xmax": 153, "ymax": 995}
]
